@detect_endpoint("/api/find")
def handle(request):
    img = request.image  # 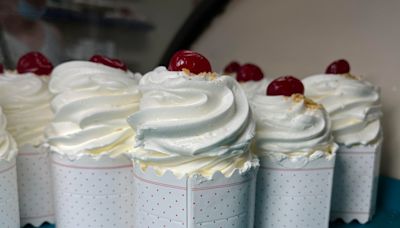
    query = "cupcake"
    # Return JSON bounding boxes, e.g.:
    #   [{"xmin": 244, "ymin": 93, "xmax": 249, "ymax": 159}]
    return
[
  {"xmin": 224, "ymin": 61, "xmax": 269, "ymax": 99},
  {"xmin": 0, "ymin": 105, "xmax": 19, "ymax": 228},
  {"xmin": 0, "ymin": 52, "xmax": 55, "ymax": 226},
  {"xmin": 128, "ymin": 50, "xmax": 259, "ymax": 228},
  {"xmin": 252, "ymin": 76, "xmax": 337, "ymax": 228},
  {"xmin": 45, "ymin": 55, "xmax": 141, "ymax": 228},
  {"xmin": 303, "ymin": 59, "xmax": 383, "ymax": 223}
]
